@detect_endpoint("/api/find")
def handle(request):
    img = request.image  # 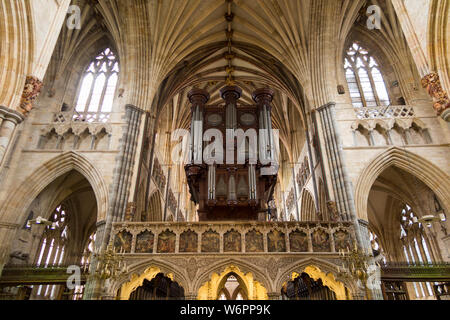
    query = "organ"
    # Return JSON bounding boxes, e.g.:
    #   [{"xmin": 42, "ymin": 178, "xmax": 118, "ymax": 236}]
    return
[{"xmin": 185, "ymin": 86, "xmax": 278, "ymax": 221}]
